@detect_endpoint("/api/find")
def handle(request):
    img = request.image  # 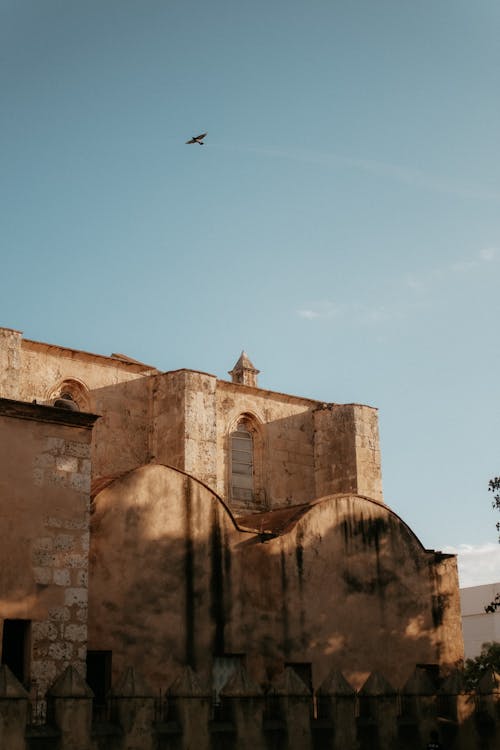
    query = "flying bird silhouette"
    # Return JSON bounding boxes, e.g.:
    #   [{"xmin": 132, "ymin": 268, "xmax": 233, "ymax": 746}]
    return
[{"xmin": 185, "ymin": 132, "xmax": 207, "ymax": 145}]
